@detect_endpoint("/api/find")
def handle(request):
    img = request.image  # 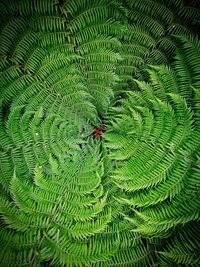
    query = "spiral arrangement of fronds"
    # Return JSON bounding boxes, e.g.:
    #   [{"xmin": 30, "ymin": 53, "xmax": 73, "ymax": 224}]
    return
[{"xmin": 0, "ymin": 0, "xmax": 200, "ymax": 266}]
